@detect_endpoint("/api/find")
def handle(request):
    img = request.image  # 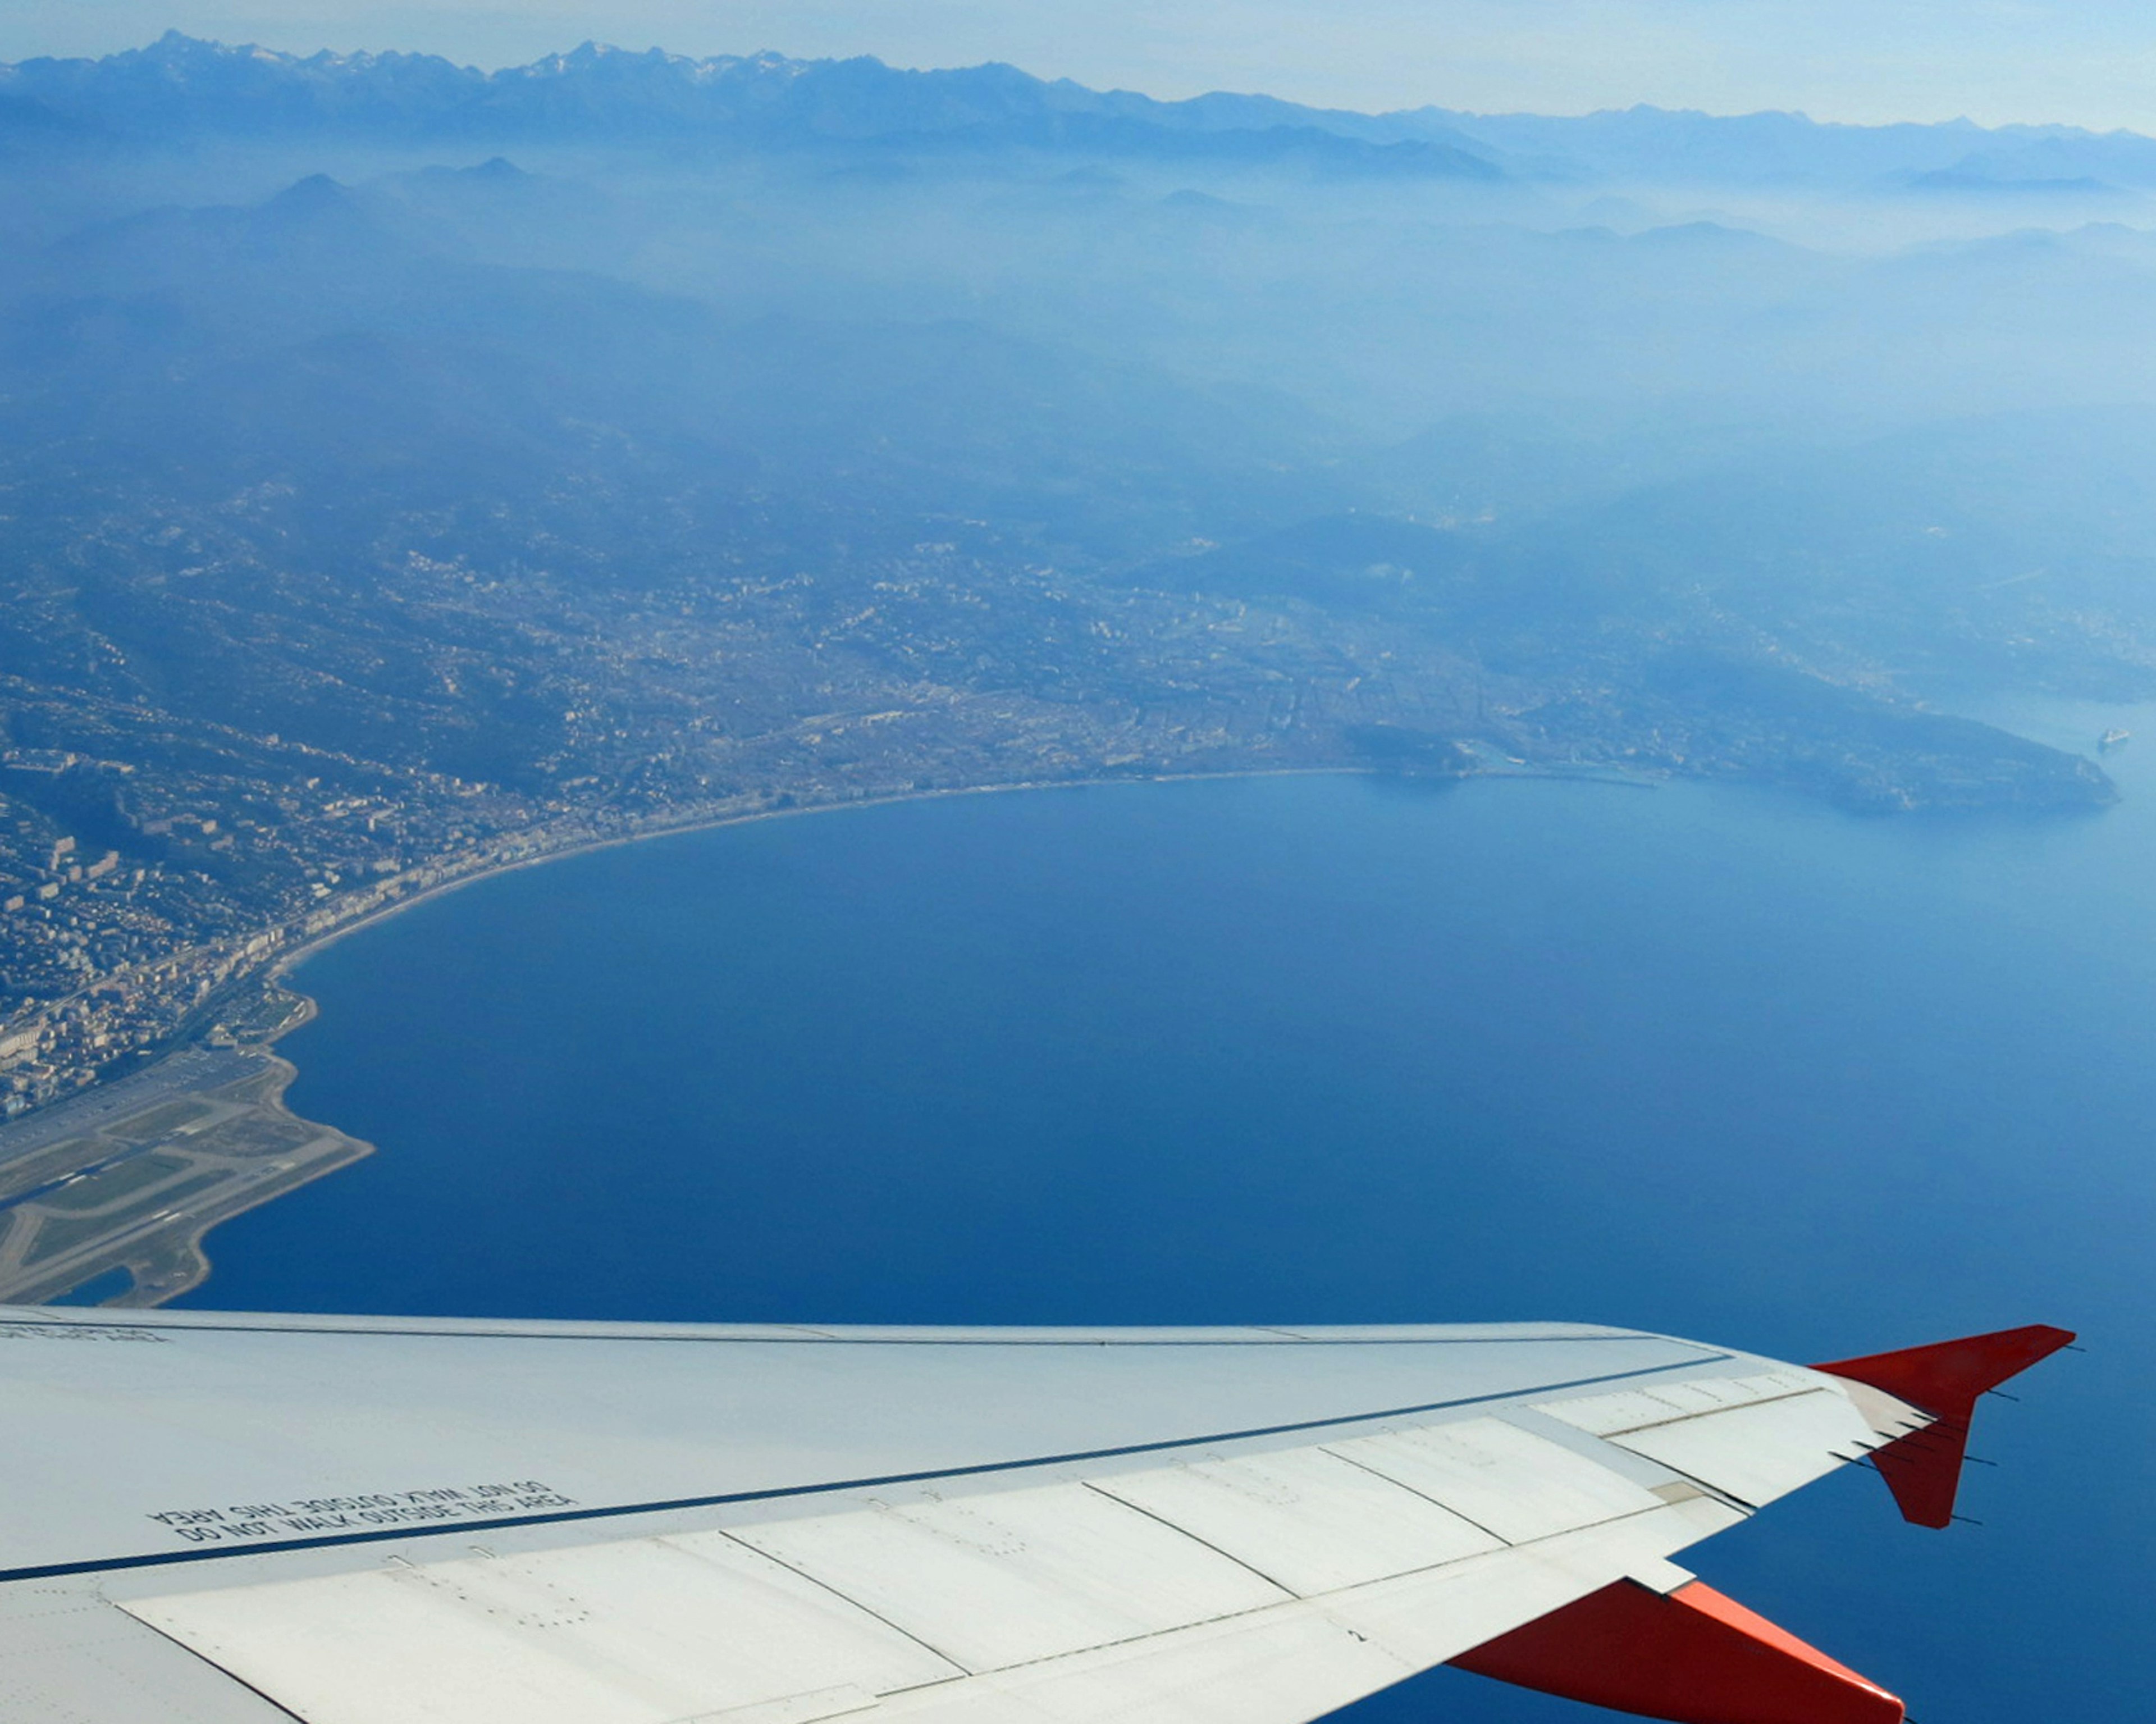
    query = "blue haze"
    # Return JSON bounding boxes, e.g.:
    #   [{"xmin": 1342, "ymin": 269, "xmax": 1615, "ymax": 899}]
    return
[{"xmin": 181, "ymin": 717, "xmax": 2152, "ymax": 1723}]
